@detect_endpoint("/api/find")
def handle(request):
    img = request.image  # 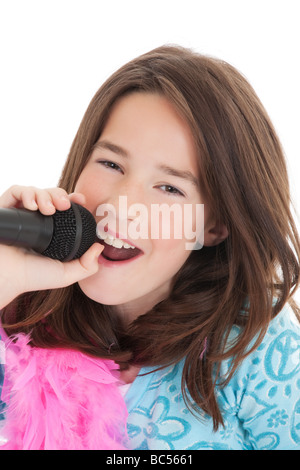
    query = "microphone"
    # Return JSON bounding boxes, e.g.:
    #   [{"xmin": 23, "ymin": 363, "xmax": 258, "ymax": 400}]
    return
[{"xmin": 0, "ymin": 203, "xmax": 96, "ymax": 261}]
